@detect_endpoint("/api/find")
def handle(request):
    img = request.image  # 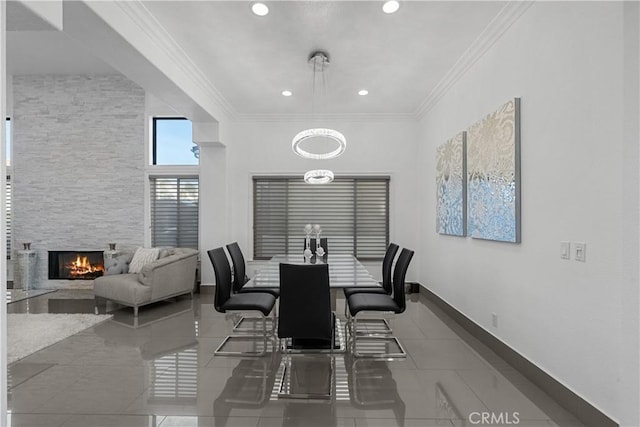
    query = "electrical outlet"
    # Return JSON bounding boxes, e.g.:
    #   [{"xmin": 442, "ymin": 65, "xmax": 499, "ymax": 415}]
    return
[
  {"xmin": 492, "ymin": 313, "xmax": 498, "ymax": 328},
  {"xmin": 560, "ymin": 241, "xmax": 570, "ymax": 260},
  {"xmin": 575, "ymin": 242, "xmax": 587, "ymax": 262}
]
